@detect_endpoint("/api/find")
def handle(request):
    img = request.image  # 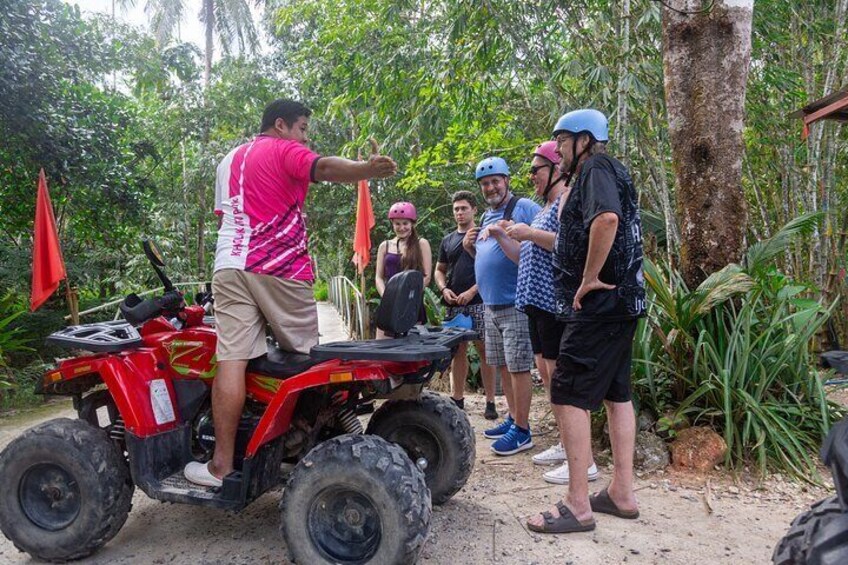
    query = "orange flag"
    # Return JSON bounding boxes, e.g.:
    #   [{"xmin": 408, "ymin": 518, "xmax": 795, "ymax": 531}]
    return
[
  {"xmin": 352, "ymin": 179, "xmax": 375, "ymax": 274},
  {"xmin": 30, "ymin": 169, "xmax": 66, "ymax": 311}
]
